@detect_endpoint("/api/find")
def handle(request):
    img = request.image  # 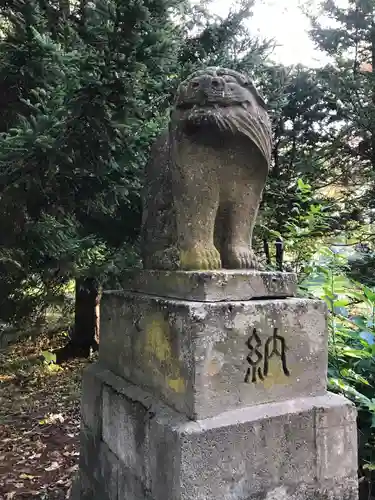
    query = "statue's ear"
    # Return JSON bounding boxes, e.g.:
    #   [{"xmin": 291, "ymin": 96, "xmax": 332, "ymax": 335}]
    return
[{"xmin": 244, "ymin": 80, "xmax": 268, "ymax": 109}]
